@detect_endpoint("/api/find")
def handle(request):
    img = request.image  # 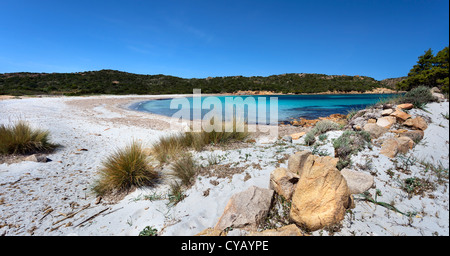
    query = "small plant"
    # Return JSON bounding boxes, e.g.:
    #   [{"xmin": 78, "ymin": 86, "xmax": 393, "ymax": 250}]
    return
[
  {"xmin": 303, "ymin": 131, "xmax": 316, "ymax": 146},
  {"xmin": 169, "ymin": 153, "xmax": 197, "ymax": 187},
  {"xmin": 400, "ymin": 176, "xmax": 435, "ymax": 198},
  {"xmin": 93, "ymin": 141, "xmax": 158, "ymax": 196},
  {"xmin": 311, "ymin": 120, "xmax": 340, "ymax": 135},
  {"xmin": 311, "ymin": 144, "xmax": 330, "ymax": 156},
  {"xmin": 206, "ymin": 153, "xmax": 220, "ymax": 166},
  {"xmin": 139, "ymin": 226, "xmax": 158, "ymax": 236},
  {"xmin": 0, "ymin": 120, "xmax": 58, "ymax": 155},
  {"xmin": 333, "ymin": 130, "xmax": 371, "ymax": 170},
  {"xmin": 441, "ymin": 112, "xmax": 449, "ymax": 121},
  {"xmin": 167, "ymin": 181, "xmax": 186, "ymax": 207},
  {"xmin": 358, "ymin": 191, "xmax": 415, "ymax": 217},
  {"xmin": 318, "ymin": 134, "xmax": 328, "ymax": 142}
]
